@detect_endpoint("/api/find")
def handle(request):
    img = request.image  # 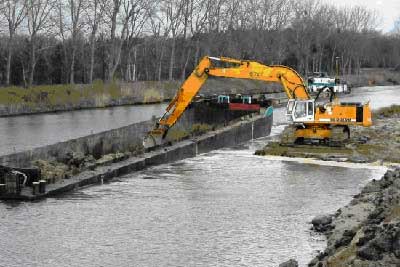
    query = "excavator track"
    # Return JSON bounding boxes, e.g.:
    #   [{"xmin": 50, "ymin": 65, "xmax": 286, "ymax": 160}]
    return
[
  {"xmin": 279, "ymin": 125, "xmax": 350, "ymax": 147},
  {"xmin": 280, "ymin": 125, "xmax": 298, "ymax": 146},
  {"xmin": 329, "ymin": 126, "xmax": 350, "ymax": 147}
]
